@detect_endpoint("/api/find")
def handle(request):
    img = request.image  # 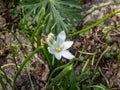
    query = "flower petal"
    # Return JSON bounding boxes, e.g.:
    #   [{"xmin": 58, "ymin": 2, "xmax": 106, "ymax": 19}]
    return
[
  {"xmin": 63, "ymin": 41, "xmax": 73, "ymax": 50},
  {"xmin": 55, "ymin": 52, "xmax": 62, "ymax": 60},
  {"xmin": 48, "ymin": 46, "xmax": 55, "ymax": 54},
  {"xmin": 62, "ymin": 50, "xmax": 74, "ymax": 60},
  {"xmin": 56, "ymin": 31, "xmax": 66, "ymax": 44}
]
